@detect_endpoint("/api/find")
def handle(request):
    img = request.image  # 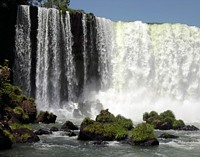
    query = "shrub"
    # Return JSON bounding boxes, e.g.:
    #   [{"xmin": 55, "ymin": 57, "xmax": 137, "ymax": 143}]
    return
[{"xmin": 131, "ymin": 123, "xmax": 156, "ymax": 142}]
